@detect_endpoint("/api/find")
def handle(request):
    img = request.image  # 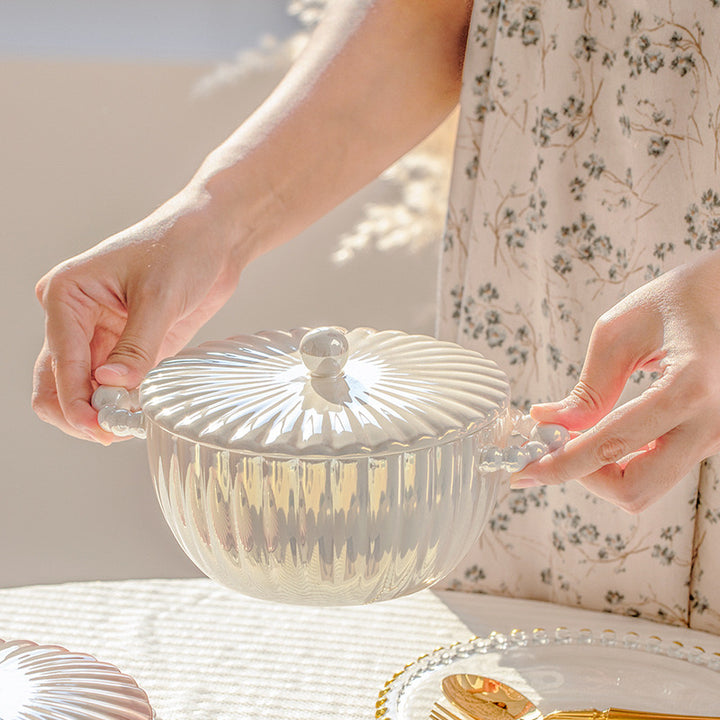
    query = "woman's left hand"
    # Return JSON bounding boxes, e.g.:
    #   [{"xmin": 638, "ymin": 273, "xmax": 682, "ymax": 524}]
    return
[{"xmin": 510, "ymin": 250, "xmax": 720, "ymax": 513}]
